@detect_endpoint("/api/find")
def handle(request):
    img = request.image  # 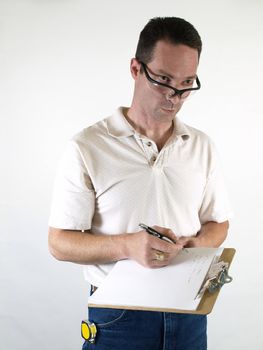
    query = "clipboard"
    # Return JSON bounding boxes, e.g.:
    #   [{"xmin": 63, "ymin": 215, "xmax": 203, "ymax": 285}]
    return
[{"xmin": 88, "ymin": 248, "xmax": 236, "ymax": 315}]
